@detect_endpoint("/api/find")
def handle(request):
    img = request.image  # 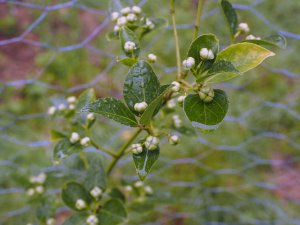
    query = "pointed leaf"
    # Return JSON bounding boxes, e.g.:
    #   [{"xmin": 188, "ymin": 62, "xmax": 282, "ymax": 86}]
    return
[
  {"xmin": 84, "ymin": 97, "xmax": 138, "ymax": 127},
  {"xmin": 62, "ymin": 213, "xmax": 88, "ymax": 225},
  {"xmin": 118, "ymin": 57, "xmax": 138, "ymax": 67},
  {"xmin": 98, "ymin": 199, "xmax": 127, "ymax": 225},
  {"xmin": 123, "ymin": 61, "xmax": 160, "ymax": 115},
  {"xmin": 183, "ymin": 90, "xmax": 228, "ymax": 132},
  {"xmin": 109, "ymin": 188, "xmax": 126, "ymax": 203},
  {"xmin": 50, "ymin": 129, "xmax": 67, "ymax": 141},
  {"xmin": 243, "ymin": 34, "xmax": 287, "ymax": 49},
  {"xmin": 120, "ymin": 27, "xmax": 140, "ymax": 58},
  {"xmin": 133, "ymin": 146, "xmax": 160, "ymax": 181},
  {"xmin": 76, "ymin": 88, "xmax": 95, "ymax": 112},
  {"xmin": 217, "ymin": 43, "xmax": 275, "ymax": 73},
  {"xmin": 62, "ymin": 182, "xmax": 92, "ymax": 211},
  {"xmin": 221, "ymin": 0, "xmax": 238, "ymax": 37},
  {"xmin": 140, "ymin": 85, "xmax": 171, "ymax": 125},
  {"xmin": 54, "ymin": 138, "xmax": 82, "ymax": 163}
]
